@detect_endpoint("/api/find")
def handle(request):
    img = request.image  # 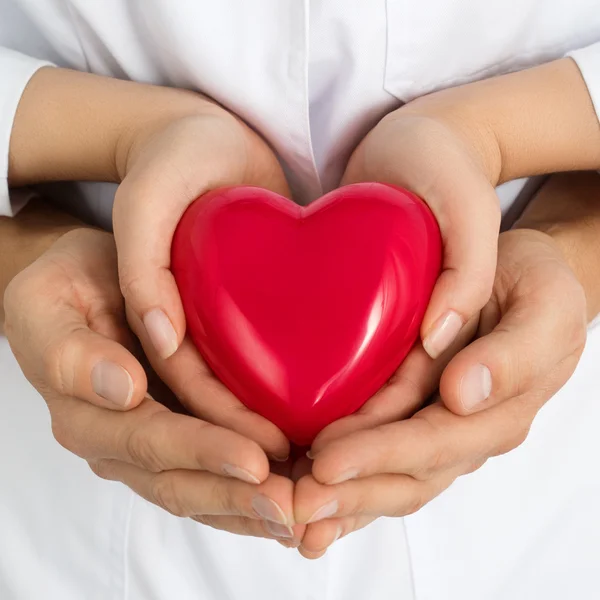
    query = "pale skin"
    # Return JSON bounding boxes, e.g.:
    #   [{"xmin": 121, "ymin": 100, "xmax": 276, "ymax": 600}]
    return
[{"xmin": 3, "ymin": 57, "xmax": 600, "ymax": 550}]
